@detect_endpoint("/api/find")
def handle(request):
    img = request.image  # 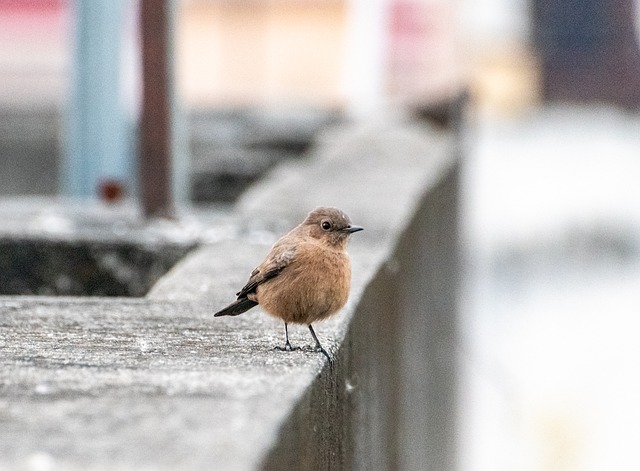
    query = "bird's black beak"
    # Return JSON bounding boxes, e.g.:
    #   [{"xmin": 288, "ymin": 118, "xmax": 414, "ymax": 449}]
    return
[{"xmin": 344, "ymin": 225, "xmax": 364, "ymax": 234}]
